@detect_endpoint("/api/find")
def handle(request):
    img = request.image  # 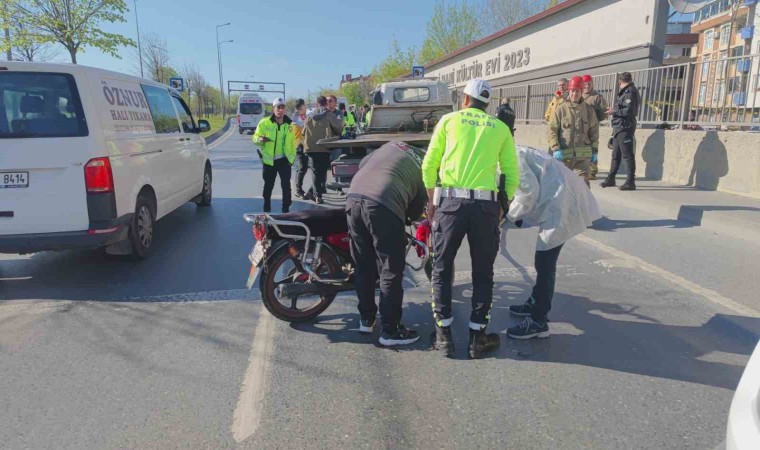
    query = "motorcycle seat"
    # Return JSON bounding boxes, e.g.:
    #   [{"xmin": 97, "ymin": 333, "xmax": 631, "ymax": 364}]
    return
[{"xmin": 269, "ymin": 208, "xmax": 348, "ymax": 238}]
